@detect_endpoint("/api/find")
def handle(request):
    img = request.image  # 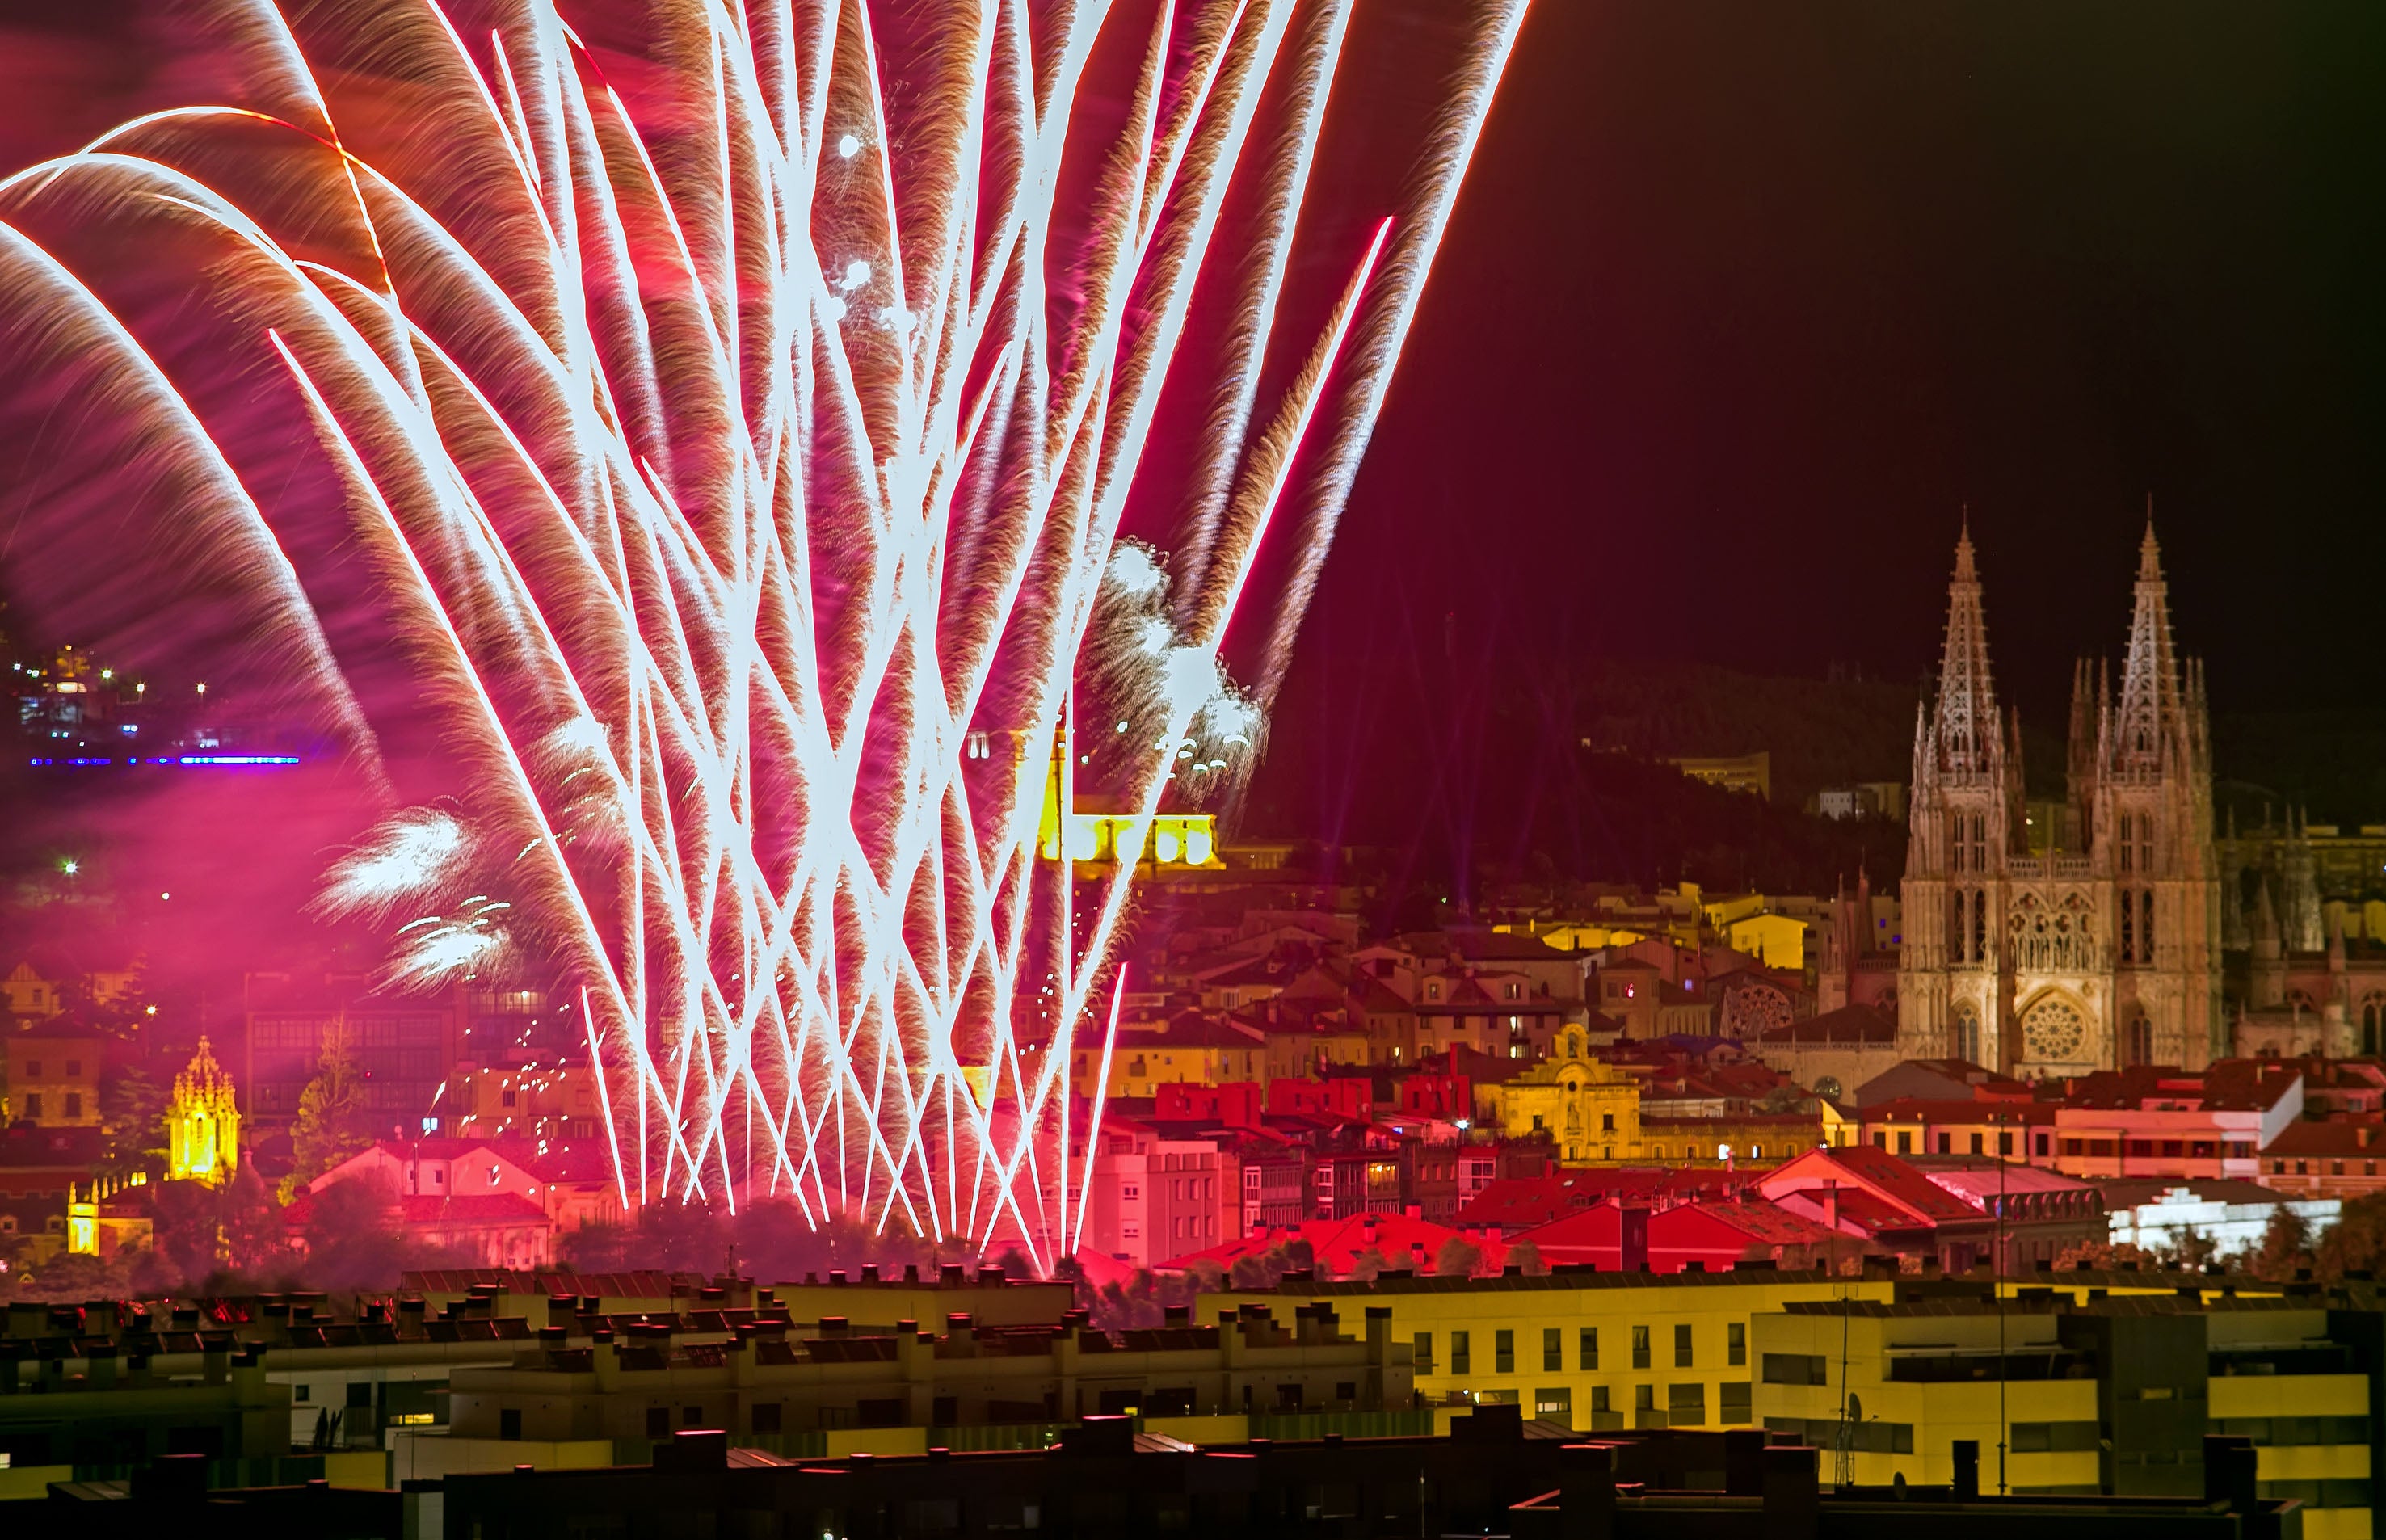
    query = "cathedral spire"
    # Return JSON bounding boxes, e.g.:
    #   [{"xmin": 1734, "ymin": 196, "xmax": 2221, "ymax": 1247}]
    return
[
  {"xmin": 1929, "ymin": 521, "xmax": 1998, "ymax": 777},
  {"xmin": 2112, "ymin": 509, "xmax": 2184, "ymax": 776}
]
